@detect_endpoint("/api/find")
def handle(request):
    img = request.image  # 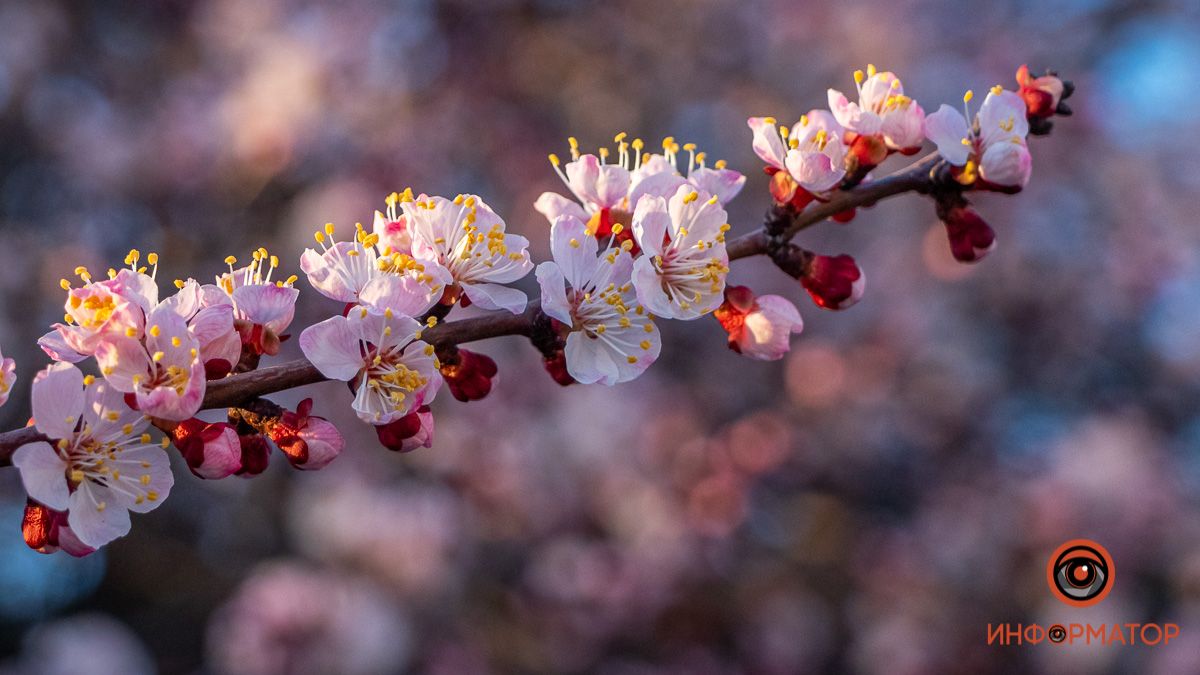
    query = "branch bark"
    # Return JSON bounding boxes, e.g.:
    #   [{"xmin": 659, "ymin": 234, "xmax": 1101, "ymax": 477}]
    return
[{"xmin": 0, "ymin": 152, "xmax": 947, "ymax": 462}]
